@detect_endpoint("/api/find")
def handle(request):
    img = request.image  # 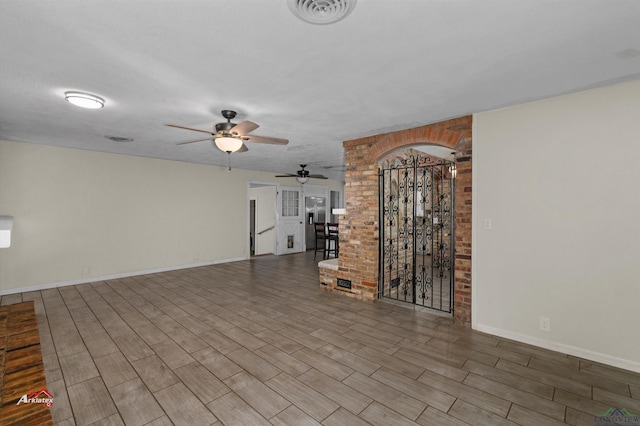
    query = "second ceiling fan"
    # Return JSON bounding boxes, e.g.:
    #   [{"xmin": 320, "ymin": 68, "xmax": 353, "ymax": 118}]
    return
[
  {"xmin": 276, "ymin": 164, "xmax": 328, "ymax": 184},
  {"xmin": 166, "ymin": 110, "xmax": 288, "ymax": 154}
]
